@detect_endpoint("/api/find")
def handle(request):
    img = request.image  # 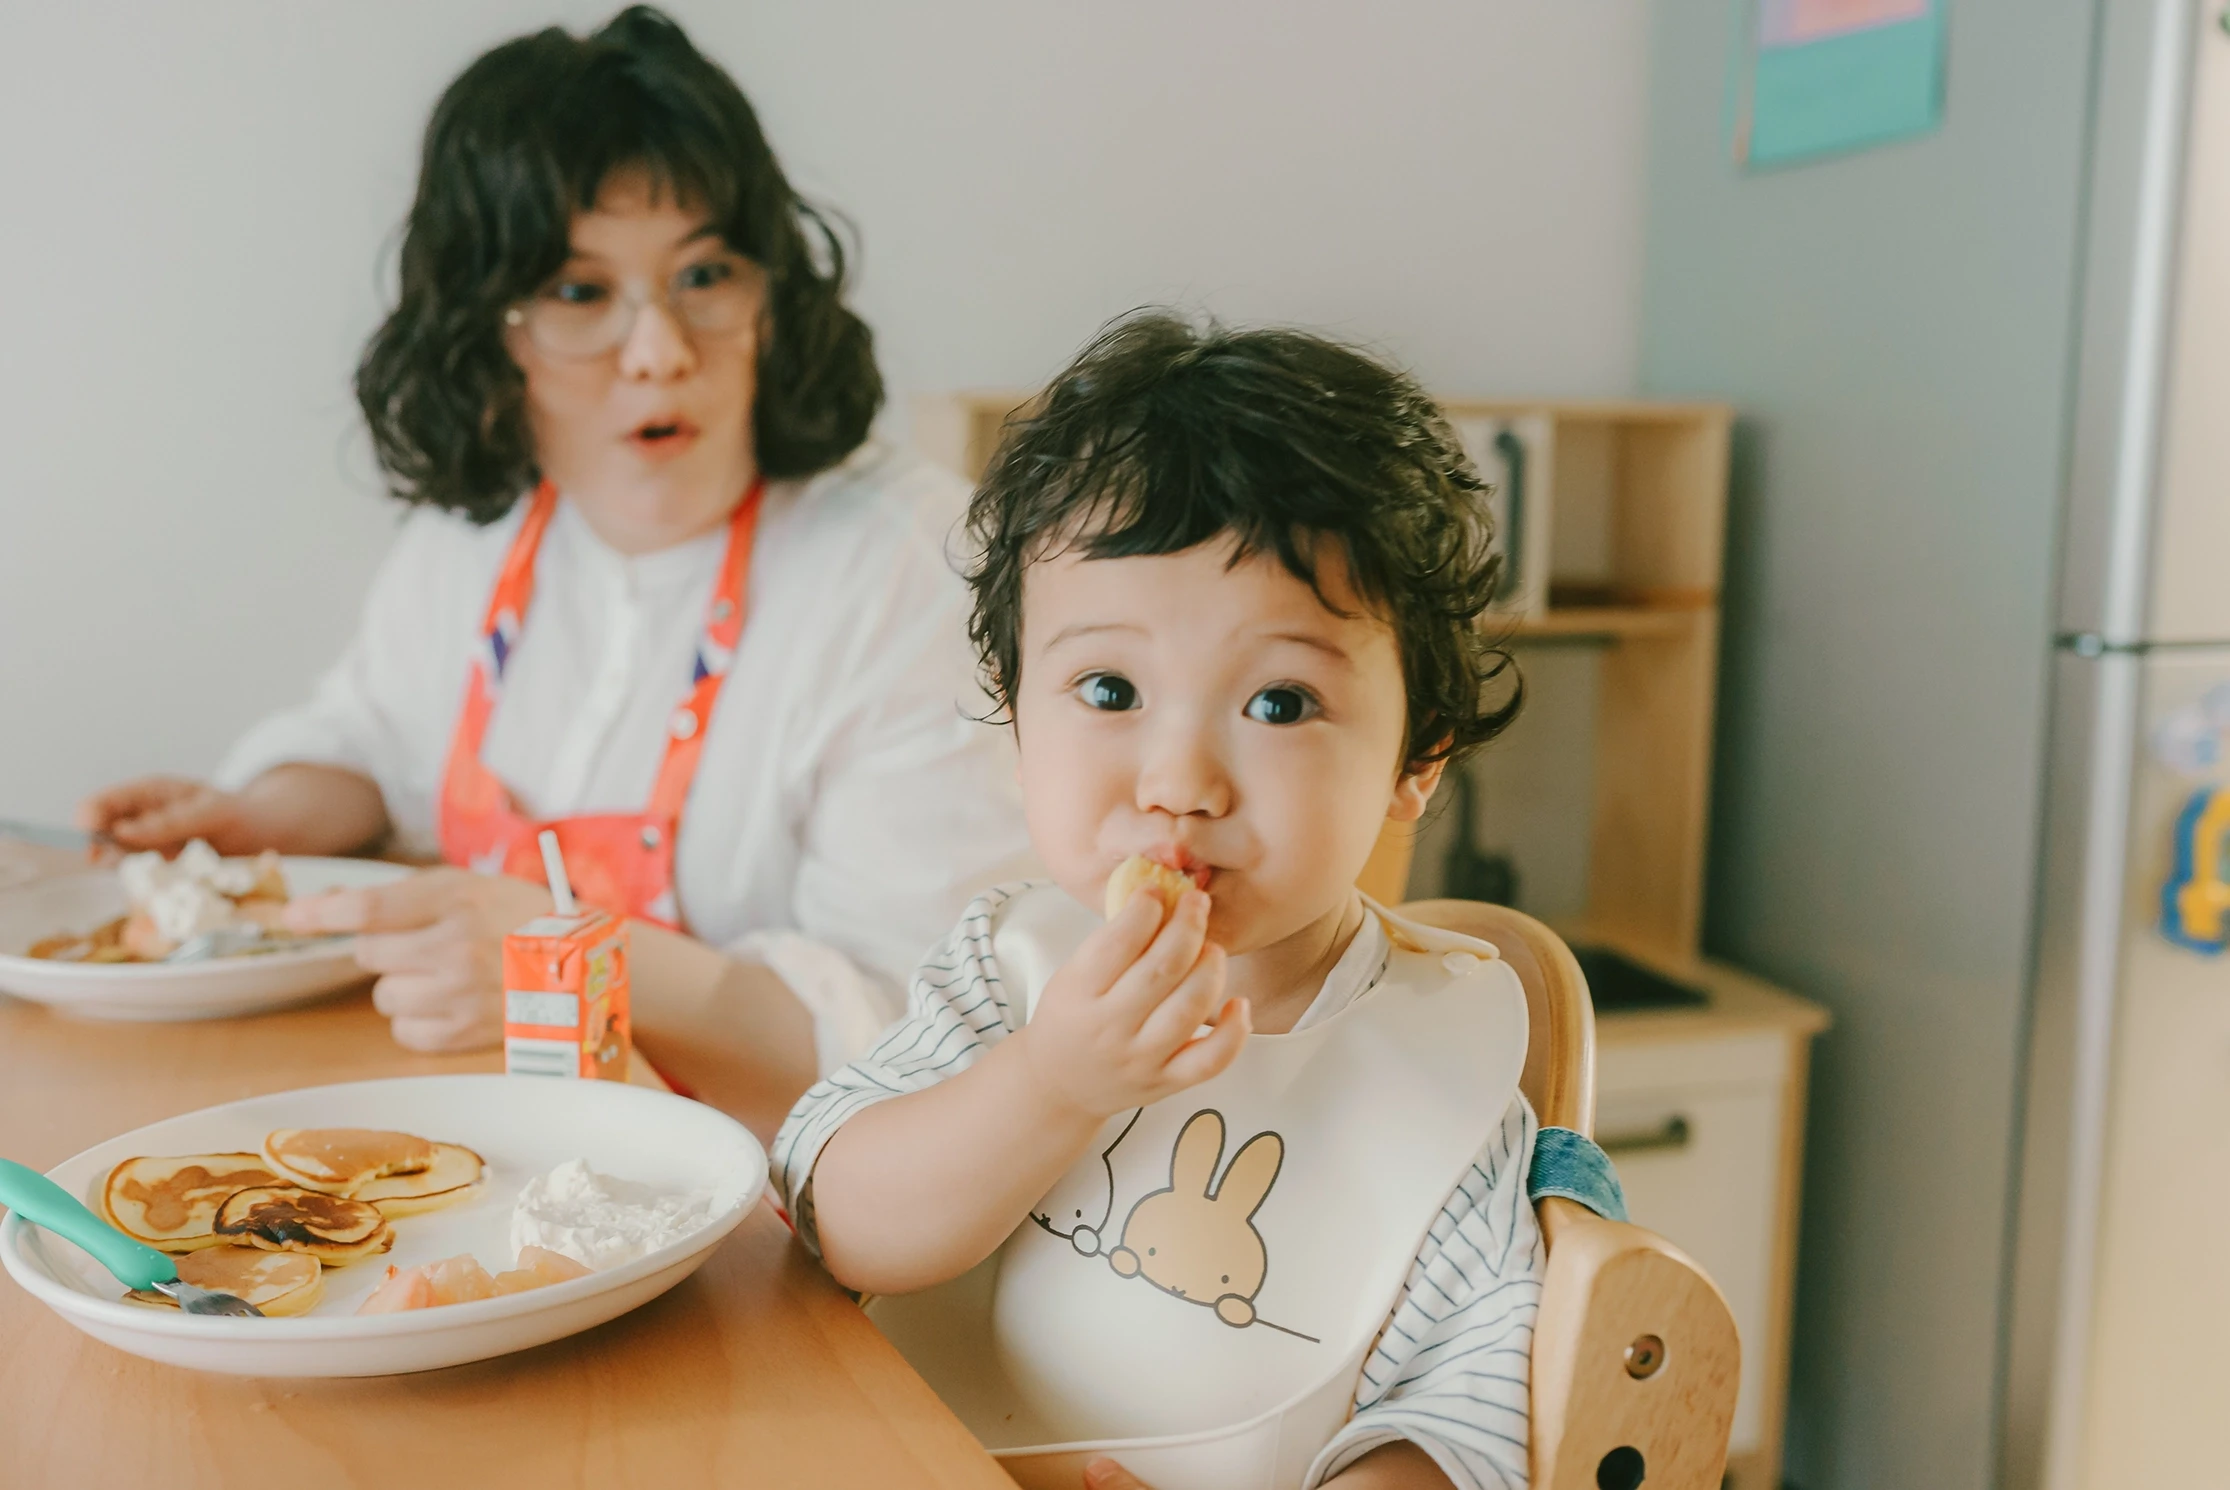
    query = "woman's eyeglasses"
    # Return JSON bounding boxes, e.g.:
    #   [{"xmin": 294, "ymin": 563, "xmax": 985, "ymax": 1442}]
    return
[{"xmin": 504, "ymin": 256, "xmax": 763, "ymax": 359}]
